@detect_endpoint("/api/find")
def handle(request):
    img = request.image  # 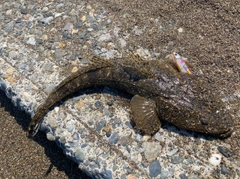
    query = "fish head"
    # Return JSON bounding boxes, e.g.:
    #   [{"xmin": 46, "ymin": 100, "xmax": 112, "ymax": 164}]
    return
[{"xmin": 157, "ymin": 75, "xmax": 234, "ymax": 138}]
